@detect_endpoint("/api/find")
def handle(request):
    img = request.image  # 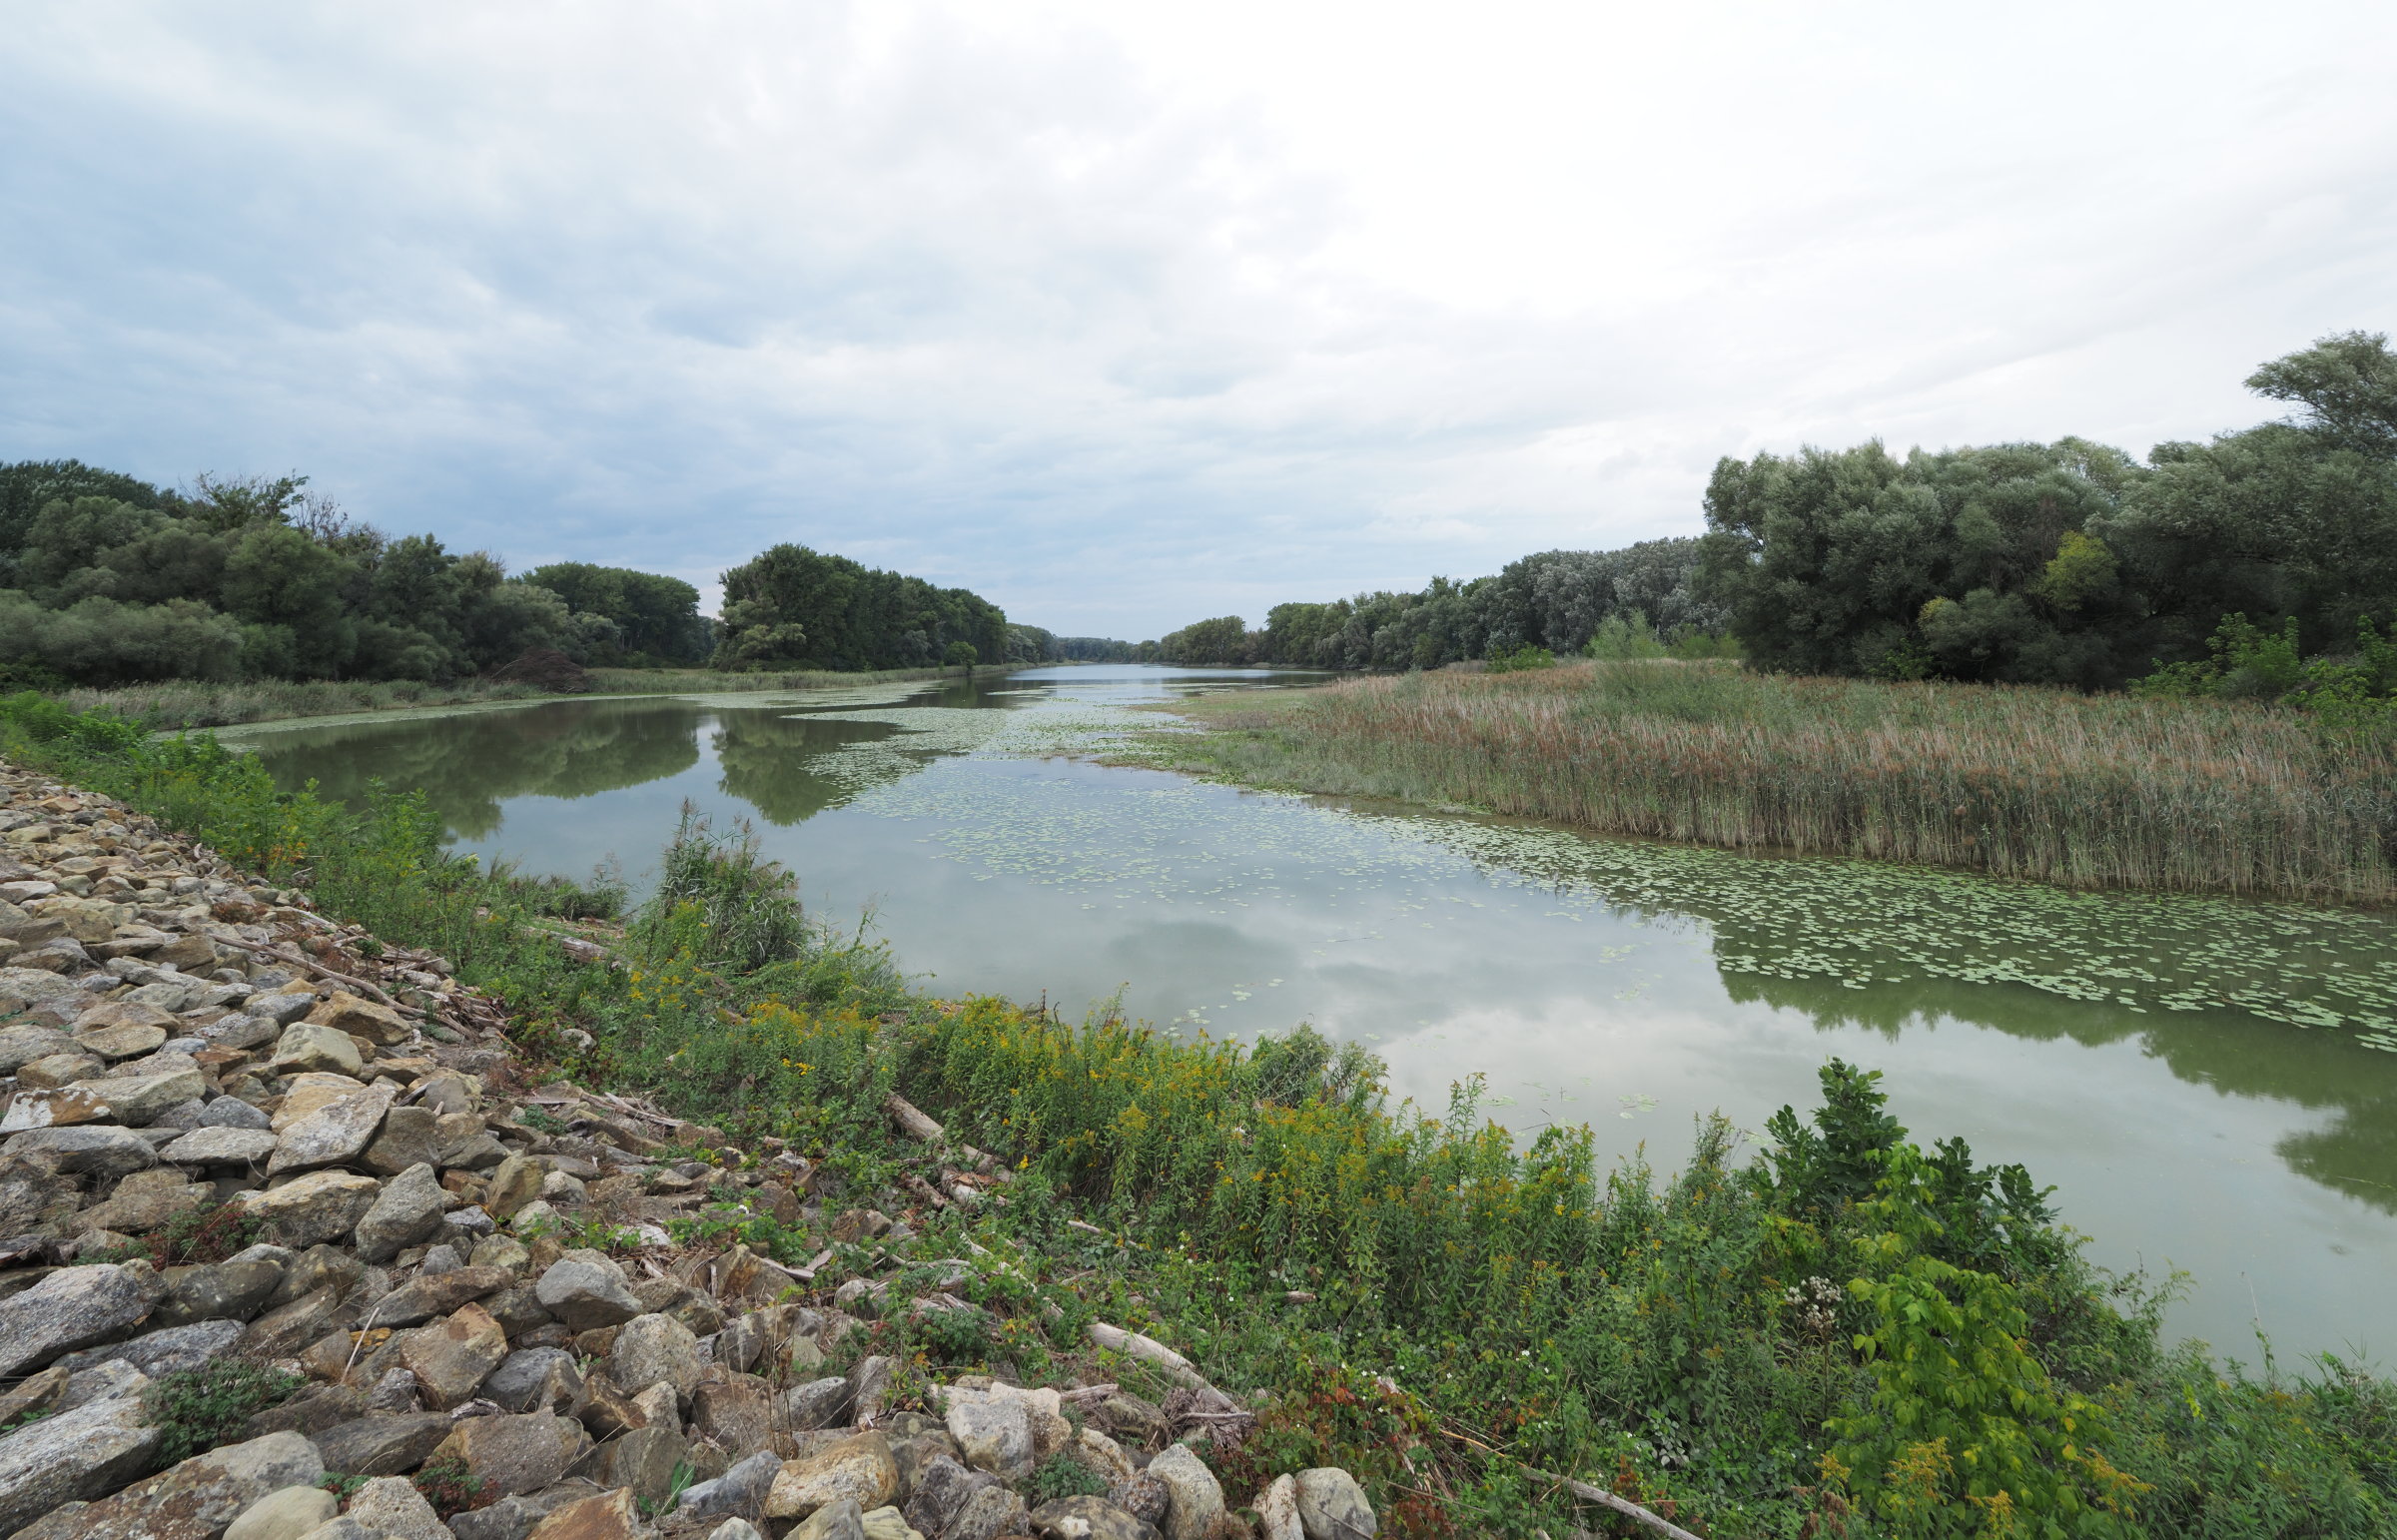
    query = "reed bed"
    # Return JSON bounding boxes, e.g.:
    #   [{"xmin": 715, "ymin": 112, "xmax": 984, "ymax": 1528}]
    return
[
  {"xmin": 1172, "ymin": 661, "xmax": 2397, "ymax": 904},
  {"xmin": 68, "ymin": 676, "xmax": 548, "ymax": 728}
]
